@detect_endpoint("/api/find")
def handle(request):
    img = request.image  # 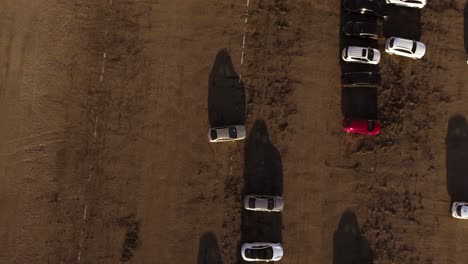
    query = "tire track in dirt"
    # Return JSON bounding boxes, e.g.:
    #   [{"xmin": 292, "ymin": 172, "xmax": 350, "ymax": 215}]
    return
[{"xmin": 71, "ymin": 1, "xmax": 154, "ymax": 262}]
